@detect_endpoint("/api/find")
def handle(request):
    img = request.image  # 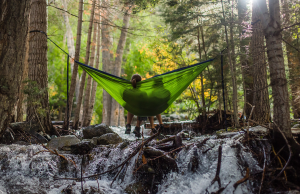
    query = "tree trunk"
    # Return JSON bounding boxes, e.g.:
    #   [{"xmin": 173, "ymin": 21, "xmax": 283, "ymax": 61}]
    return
[
  {"xmin": 221, "ymin": 0, "xmax": 240, "ymax": 127},
  {"xmin": 16, "ymin": 32, "xmax": 30, "ymax": 122},
  {"xmin": 251, "ymin": 0, "xmax": 270, "ymax": 123},
  {"xmin": 282, "ymin": 0, "xmax": 300, "ymax": 119},
  {"xmin": 73, "ymin": 0, "xmax": 96, "ymax": 130},
  {"xmin": 82, "ymin": 6, "xmax": 99, "ymax": 127},
  {"xmin": 0, "ymin": 0, "xmax": 31, "ymax": 136},
  {"xmin": 110, "ymin": 7, "xmax": 131, "ymax": 126},
  {"xmin": 238, "ymin": 0, "xmax": 253, "ymax": 118},
  {"xmin": 27, "ymin": 0, "xmax": 53, "ymax": 134},
  {"xmin": 63, "ymin": 0, "xmax": 84, "ymax": 130},
  {"xmin": 85, "ymin": 3, "xmax": 101, "ymax": 126},
  {"xmin": 260, "ymin": 0, "xmax": 292, "ymax": 139},
  {"xmin": 102, "ymin": 0, "xmax": 112, "ymax": 125}
]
